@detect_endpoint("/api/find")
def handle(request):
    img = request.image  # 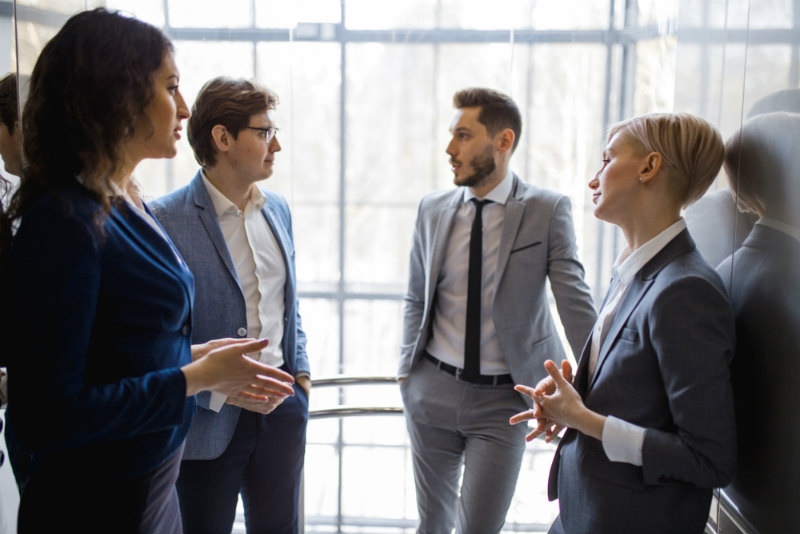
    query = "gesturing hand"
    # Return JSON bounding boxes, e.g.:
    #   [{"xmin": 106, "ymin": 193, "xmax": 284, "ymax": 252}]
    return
[
  {"xmin": 532, "ymin": 360, "xmax": 584, "ymax": 429},
  {"xmin": 226, "ymin": 392, "xmax": 287, "ymax": 415},
  {"xmin": 182, "ymin": 338, "xmax": 296, "ymax": 400},
  {"xmin": 509, "ymin": 360, "xmax": 573, "ymax": 442}
]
